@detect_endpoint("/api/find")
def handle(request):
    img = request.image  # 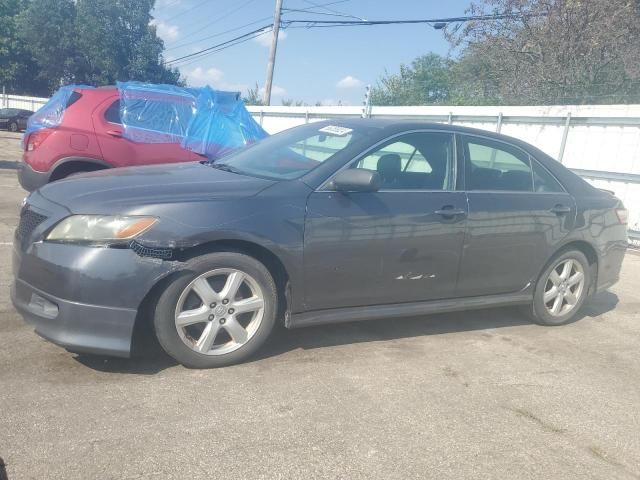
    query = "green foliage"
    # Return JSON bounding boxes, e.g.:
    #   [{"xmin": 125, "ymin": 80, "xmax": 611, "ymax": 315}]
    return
[
  {"xmin": 242, "ymin": 83, "xmax": 263, "ymax": 106},
  {"xmin": 2, "ymin": 0, "xmax": 181, "ymax": 96},
  {"xmin": 371, "ymin": 53, "xmax": 458, "ymax": 106},
  {"xmin": 373, "ymin": 0, "xmax": 640, "ymax": 106}
]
